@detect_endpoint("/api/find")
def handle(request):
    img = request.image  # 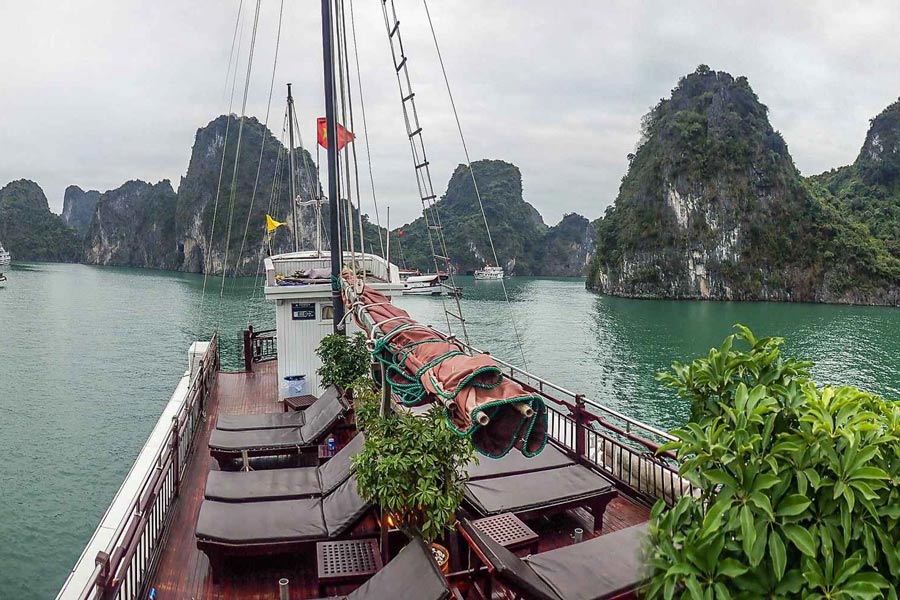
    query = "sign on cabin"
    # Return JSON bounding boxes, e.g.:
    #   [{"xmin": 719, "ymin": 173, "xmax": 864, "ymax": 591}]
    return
[{"xmin": 291, "ymin": 302, "xmax": 316, "ymax": 320}]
